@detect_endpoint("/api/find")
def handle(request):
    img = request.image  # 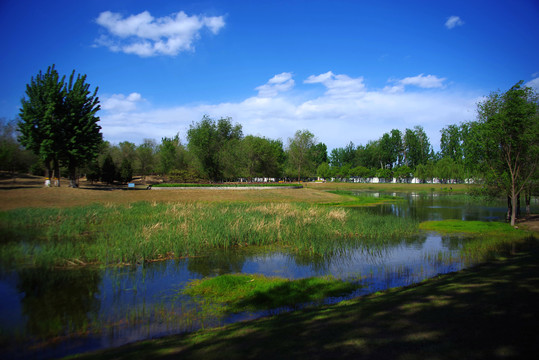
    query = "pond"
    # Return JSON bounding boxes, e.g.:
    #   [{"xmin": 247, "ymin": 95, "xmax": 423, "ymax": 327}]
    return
[{"xmin": 0, "ymin": 192, "xmax": 536, "ymax": 359}]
